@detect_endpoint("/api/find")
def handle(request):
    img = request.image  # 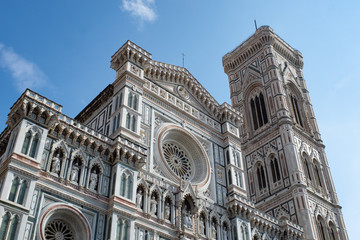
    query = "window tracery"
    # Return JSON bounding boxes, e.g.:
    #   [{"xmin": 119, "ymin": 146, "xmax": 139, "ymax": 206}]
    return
[{"xmin": 249, "ymin": 92, "xmax": 268, "ymax": 130}]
